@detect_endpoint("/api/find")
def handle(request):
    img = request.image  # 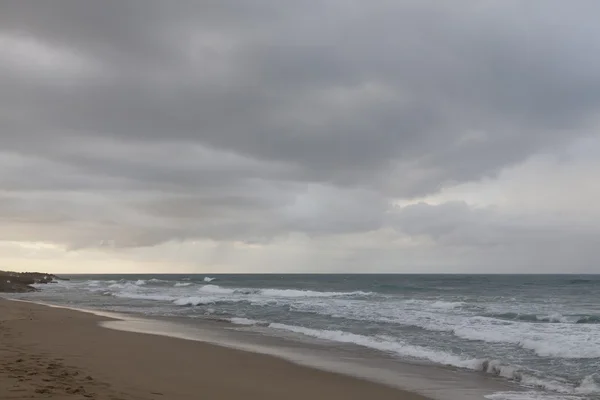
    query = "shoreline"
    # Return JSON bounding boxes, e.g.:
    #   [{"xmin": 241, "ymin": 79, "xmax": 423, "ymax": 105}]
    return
[
  {"xmin": 2, "ymin": 297, "xmax": 516, "ymax": 400},
  {"xmin": 0, "ymin": 298, "xmax": 433, "ymax": 400}
]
